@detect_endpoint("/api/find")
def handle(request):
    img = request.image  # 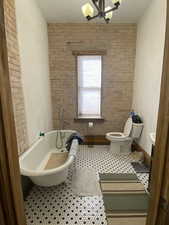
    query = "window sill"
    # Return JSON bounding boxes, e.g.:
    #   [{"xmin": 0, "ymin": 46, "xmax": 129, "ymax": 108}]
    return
[{"xmin": 74, "ymin": 116, "xmax": 105, "ymax": 122}]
